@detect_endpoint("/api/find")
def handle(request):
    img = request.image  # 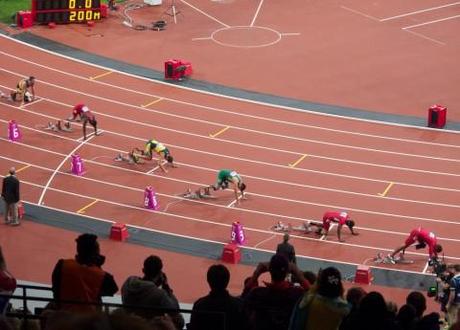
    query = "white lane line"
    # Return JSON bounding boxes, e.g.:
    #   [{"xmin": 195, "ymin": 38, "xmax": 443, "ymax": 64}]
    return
[
  {"xmin": 37, "ymin": 134, "xmax": 97, "ymax": 205},
  {"xmin": 381, "ymin": 2, "xmax": 460, "ymax": 21},
  {"xmin": 4, "ymin": 171, "xmax": 460, "ymax": 262},
  {"xmin": 403, "ymin": 29, "xmax": 446, "ymax": 46},
  {"xmin": 403, "ymin": 14, "xmax": 460, "ymax": 29},
  {"xmin": 180, "ymin": 0, "xmax": 230, "ymax": 28},
  {"xmin": 250, "ymin": 0, "xmax": 264, "ymax": 27},
  {"xmin": 340, "ymin": 5, "xmax": 380, "ymax": 21},
  {"xmin": 2, "ymin": 108, "xmax": 460, "ymax": 214},
  {"xmin": 1, "ymin": 50, "xmax": 460, "ymax": 150},
  {"xmin": 2, "ymin": 34, "xmax": 460, "ymax": 138},
  {"xmin": 22, "ymin": 97, "xmax": 43, "ymax": 107}
]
